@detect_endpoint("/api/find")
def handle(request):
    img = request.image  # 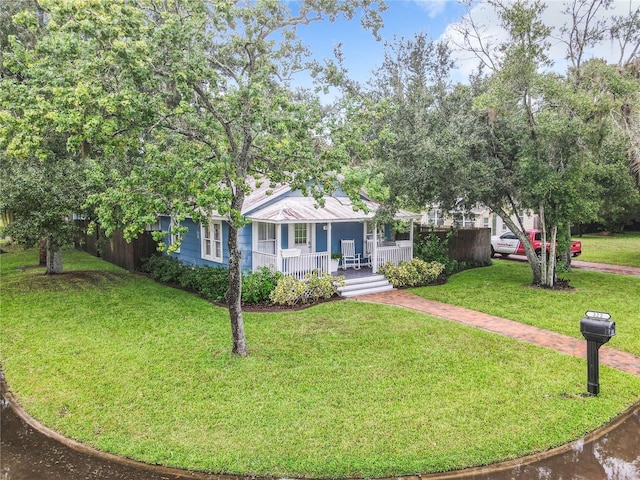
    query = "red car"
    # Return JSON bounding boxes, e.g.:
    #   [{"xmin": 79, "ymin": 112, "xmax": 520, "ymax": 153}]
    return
[{"xmin": 491, "ymin": 229, "xmax": 582, "ymax": 259}]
